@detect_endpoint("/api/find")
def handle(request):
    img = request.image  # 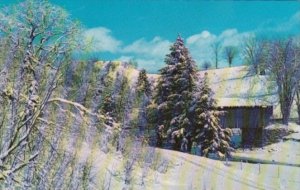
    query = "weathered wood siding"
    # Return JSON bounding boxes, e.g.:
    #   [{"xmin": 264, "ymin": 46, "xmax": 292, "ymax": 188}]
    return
[{"xmin": 219, "ymin": 106, "xmax": 273, "ymax": 147}]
